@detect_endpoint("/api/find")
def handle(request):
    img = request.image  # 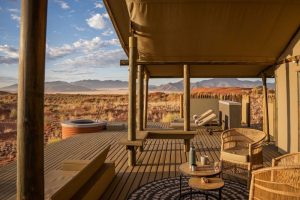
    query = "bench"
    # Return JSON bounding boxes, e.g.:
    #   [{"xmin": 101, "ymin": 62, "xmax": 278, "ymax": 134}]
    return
[
  {"xmin": 140, "ymin": 130, "xmax": 197, "ymax": 152},
  {"xmin": 119, "ymin": 130, "xmax": 196, "ymax": 166},
  {"xmin": 44, "ymin": 146, "xmax": 115, "ymax": 200},
  {"xmin": 119, "ymin": 131, "xmax": 149, "ymax": 152}
]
